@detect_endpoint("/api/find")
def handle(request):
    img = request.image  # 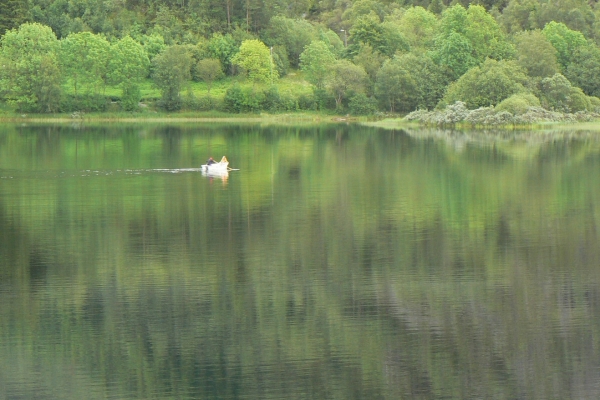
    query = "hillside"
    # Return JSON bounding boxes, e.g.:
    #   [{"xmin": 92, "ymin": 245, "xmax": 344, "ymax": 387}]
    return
[{"xmin": 1, "ymin": 0, "xmax": 600, "ymax": 119}]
